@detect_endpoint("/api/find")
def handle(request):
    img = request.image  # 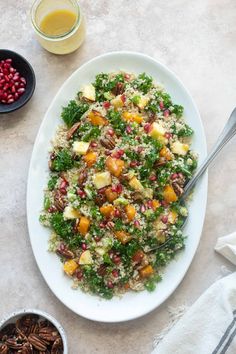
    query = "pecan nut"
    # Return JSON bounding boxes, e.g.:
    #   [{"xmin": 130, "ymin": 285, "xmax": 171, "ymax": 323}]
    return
[
  {"xmin": 112, "ymin": 82, "xmax": 124, "ymax": 95},
  {"xmin": 100, "ymin": 136, "xmax": 115, "ymax": 150},
  {"xmin": 0, "ymin": 324, "xmax": 16, "ymax": 340},
  {"xmin": 53, "ymin": 190, "xmax": 66, "ymax": 211},
  {"xmin": 67, "ymin": 121, "xmax": 81, "ymax": 140},
  {"xmin": 38, "ymin": 327, "xmax": 59, "ymax": 342},
  {"xmin": 0, "ymin": 344, "xmax": 8, "ymax": 354},
  {"xmin": 78, "ymin": 168, "xmax": 88, "ymax": 187},
  {"xmin": 56, "ymin": 246, "xmax": 75, "ymax": 259},
  {"xmin": 21, "ymin": 342, "xmax": 33, "ymax": 354},
  {"xmin": 5, "ymin": 337, "xmax": 23, "ymax": 350},
  {"xmin": 51, "ymin": 337, "xmax": 63, "ymax": 354},
  {"xmin": 28, "ymin": 334, "xmax": 48, "ymax": 351}
]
